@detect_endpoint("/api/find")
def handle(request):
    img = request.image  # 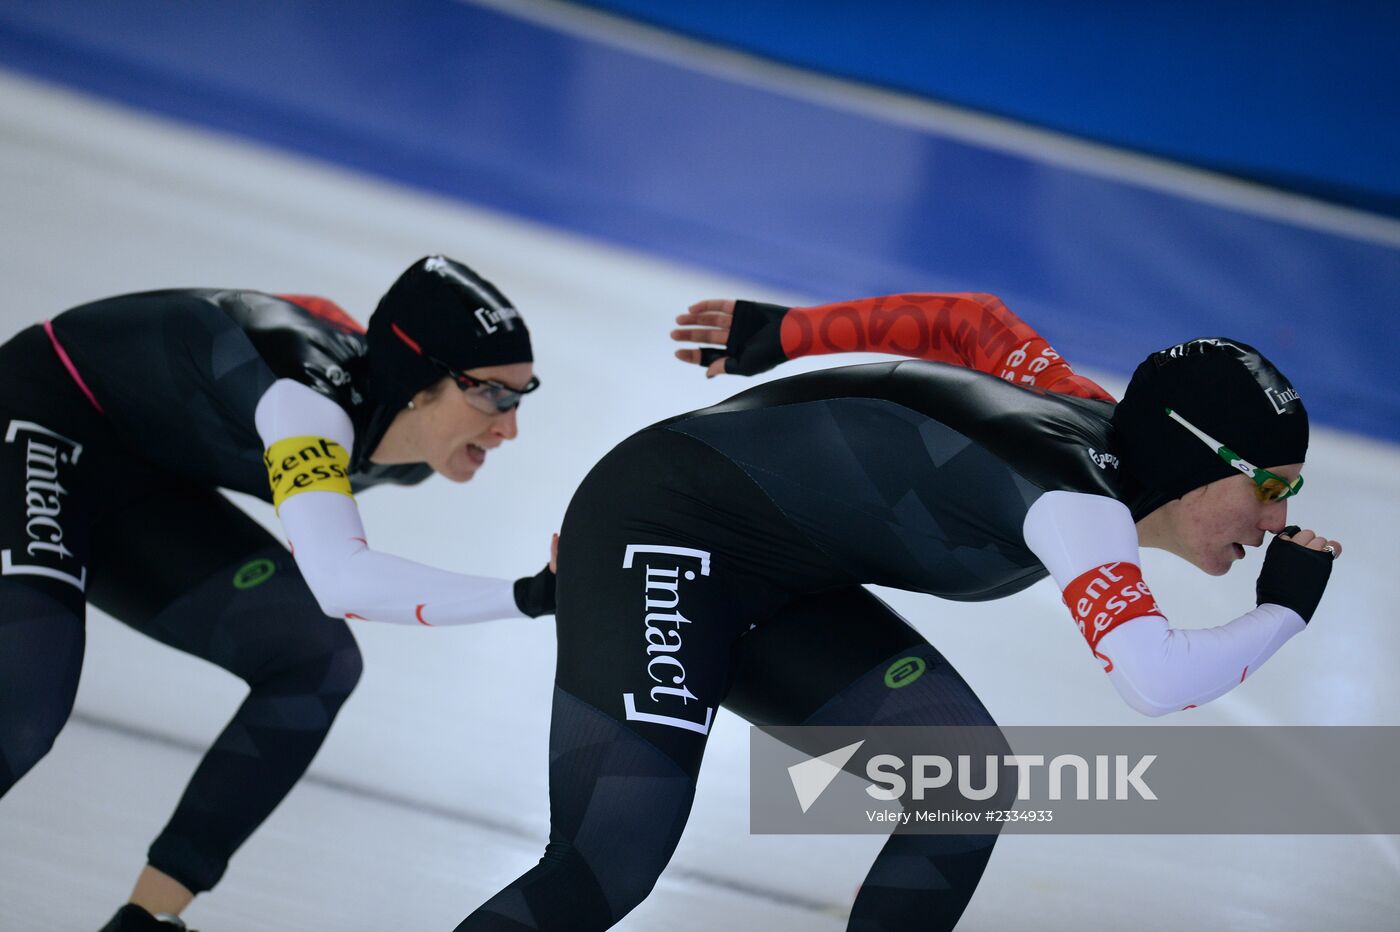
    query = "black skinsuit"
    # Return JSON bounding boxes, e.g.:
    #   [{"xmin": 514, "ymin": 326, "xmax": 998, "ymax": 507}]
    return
[
  {"xmin": 459, "ymin": 360, "xmax": 1122, "ymax": 932},
  {"xmin": 0, "ymin": 289, "xmax": 425, "ymax": 894}
]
